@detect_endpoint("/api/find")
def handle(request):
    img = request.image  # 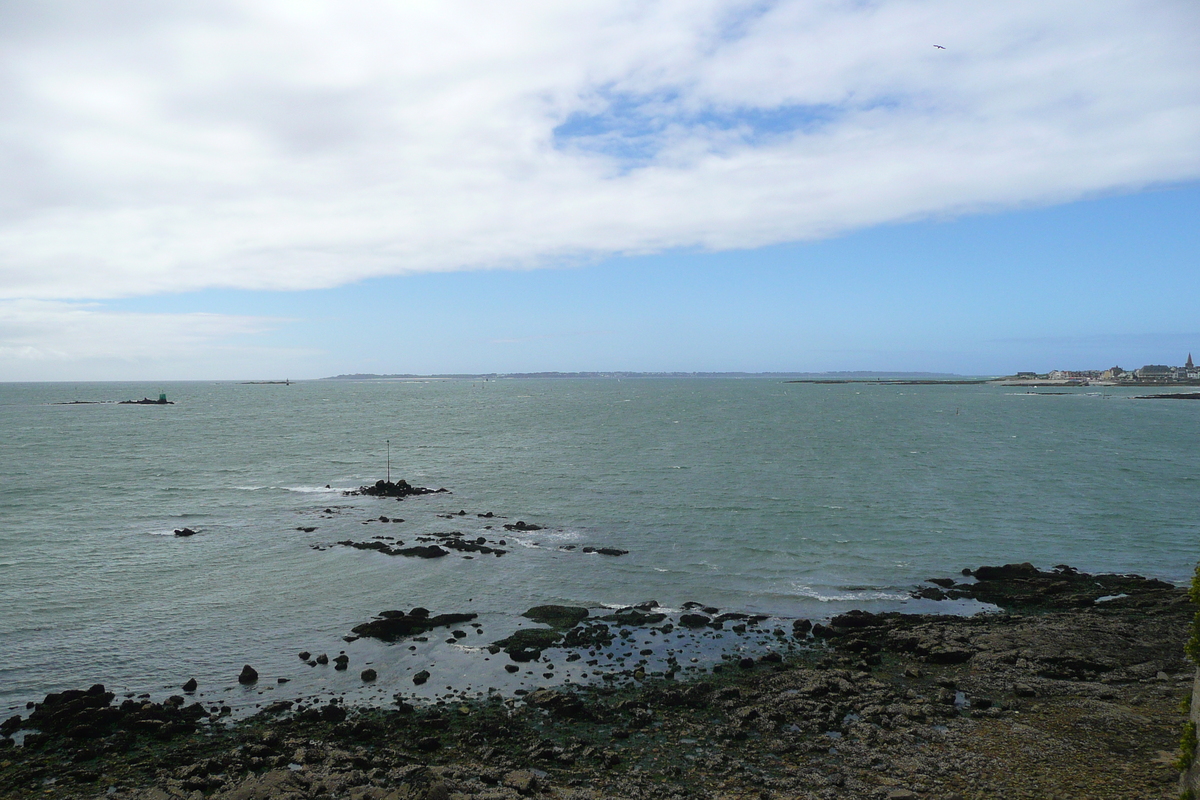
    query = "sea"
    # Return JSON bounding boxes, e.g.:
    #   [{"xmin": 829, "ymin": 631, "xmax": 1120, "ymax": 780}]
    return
[{"xmin": 2, "ymin": 378, "xmax": 1197, "ymax": 717}]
